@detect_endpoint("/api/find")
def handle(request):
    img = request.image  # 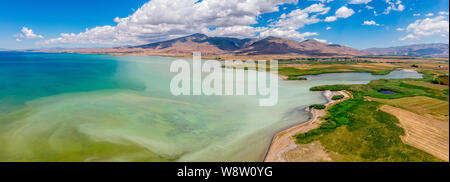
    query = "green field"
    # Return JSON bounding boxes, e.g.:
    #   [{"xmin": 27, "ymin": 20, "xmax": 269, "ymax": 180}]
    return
[
  {"xmin": 278, "ymin": 66, "xmax": 396, "ymax": 77},
  {"xmin": 403, "ymin": 81, "xmax": 449, "ymax": 90},
  {"xmin": 370, "ymin": 96, "xmax": 449, "ymax": 122},
  {"xmin": 311, "ymin": 79, "xmax": 449, "ymax": 101}
]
